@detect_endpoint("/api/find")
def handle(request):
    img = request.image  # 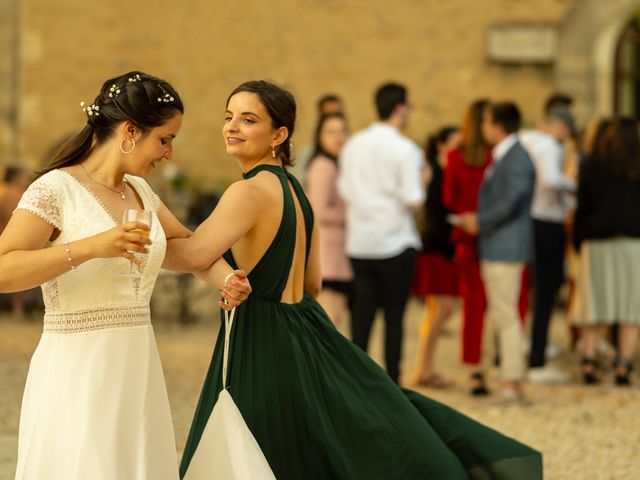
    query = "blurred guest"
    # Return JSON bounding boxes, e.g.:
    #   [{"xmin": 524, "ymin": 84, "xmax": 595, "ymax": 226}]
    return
[
  {"xmin": 544, "ymin": 92, "xmax": 573, "ymax": 117},
  {"xmin": 459, "ymin": 102, "xmax": 535, "ymax": 401},
  {"xmin": 573, "ymin": 117, "xmax": 640, "ymax": 386},
  {"xmin": 0, "ymin": 166, "xmax": 31, "ymax": 232},
  {"xmin": 338, "ymin": 82, "xmax": 426, "ymax": 383},
  {"xmin": 0, "ymin": 166, "xmax": 32, "ymax": 316},
  {"xmin": 294, "ymin": 94, "xmax": 346, "ymax": 181},
  {"xmin": 566, "ymin": 118, "xmax": 612, "ymax": 338},
  {"xmin": 520, "ymin": 106, "xmax": 577, "ymax": 384},
  {"xmin": 412, "ymin": 126, "xmax": 460, "ymax": 387},
  {"xmin": 306, "ymin": 112, "xmax": 352, "ymax": 326},
  {"xmin": 442, "ymin": 99, "xmax": 492, "ymax": 395},
  {"xmin": 317, "ymin": 94, "xmax": 345, "ymax": 116}
]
